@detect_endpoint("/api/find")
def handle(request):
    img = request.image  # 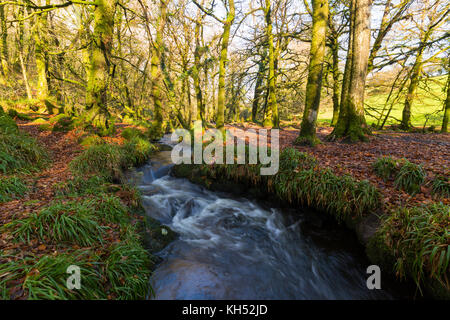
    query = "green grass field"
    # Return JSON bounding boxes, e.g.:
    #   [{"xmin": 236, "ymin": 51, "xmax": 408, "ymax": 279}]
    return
[{"xmin": 317, "ymin": 75, "xmax": 447, "ymax": 129}]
